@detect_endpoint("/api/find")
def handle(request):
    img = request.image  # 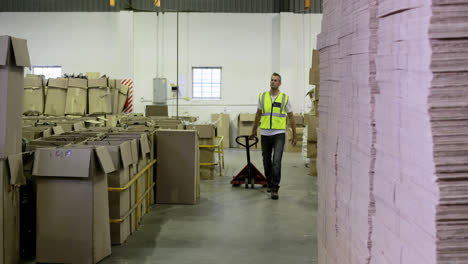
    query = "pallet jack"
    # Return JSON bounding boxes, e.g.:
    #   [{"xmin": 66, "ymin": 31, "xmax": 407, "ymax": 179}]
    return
[{"xmin": 231, "ymin": 135, "xmax": 268, "ymax": 188}]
